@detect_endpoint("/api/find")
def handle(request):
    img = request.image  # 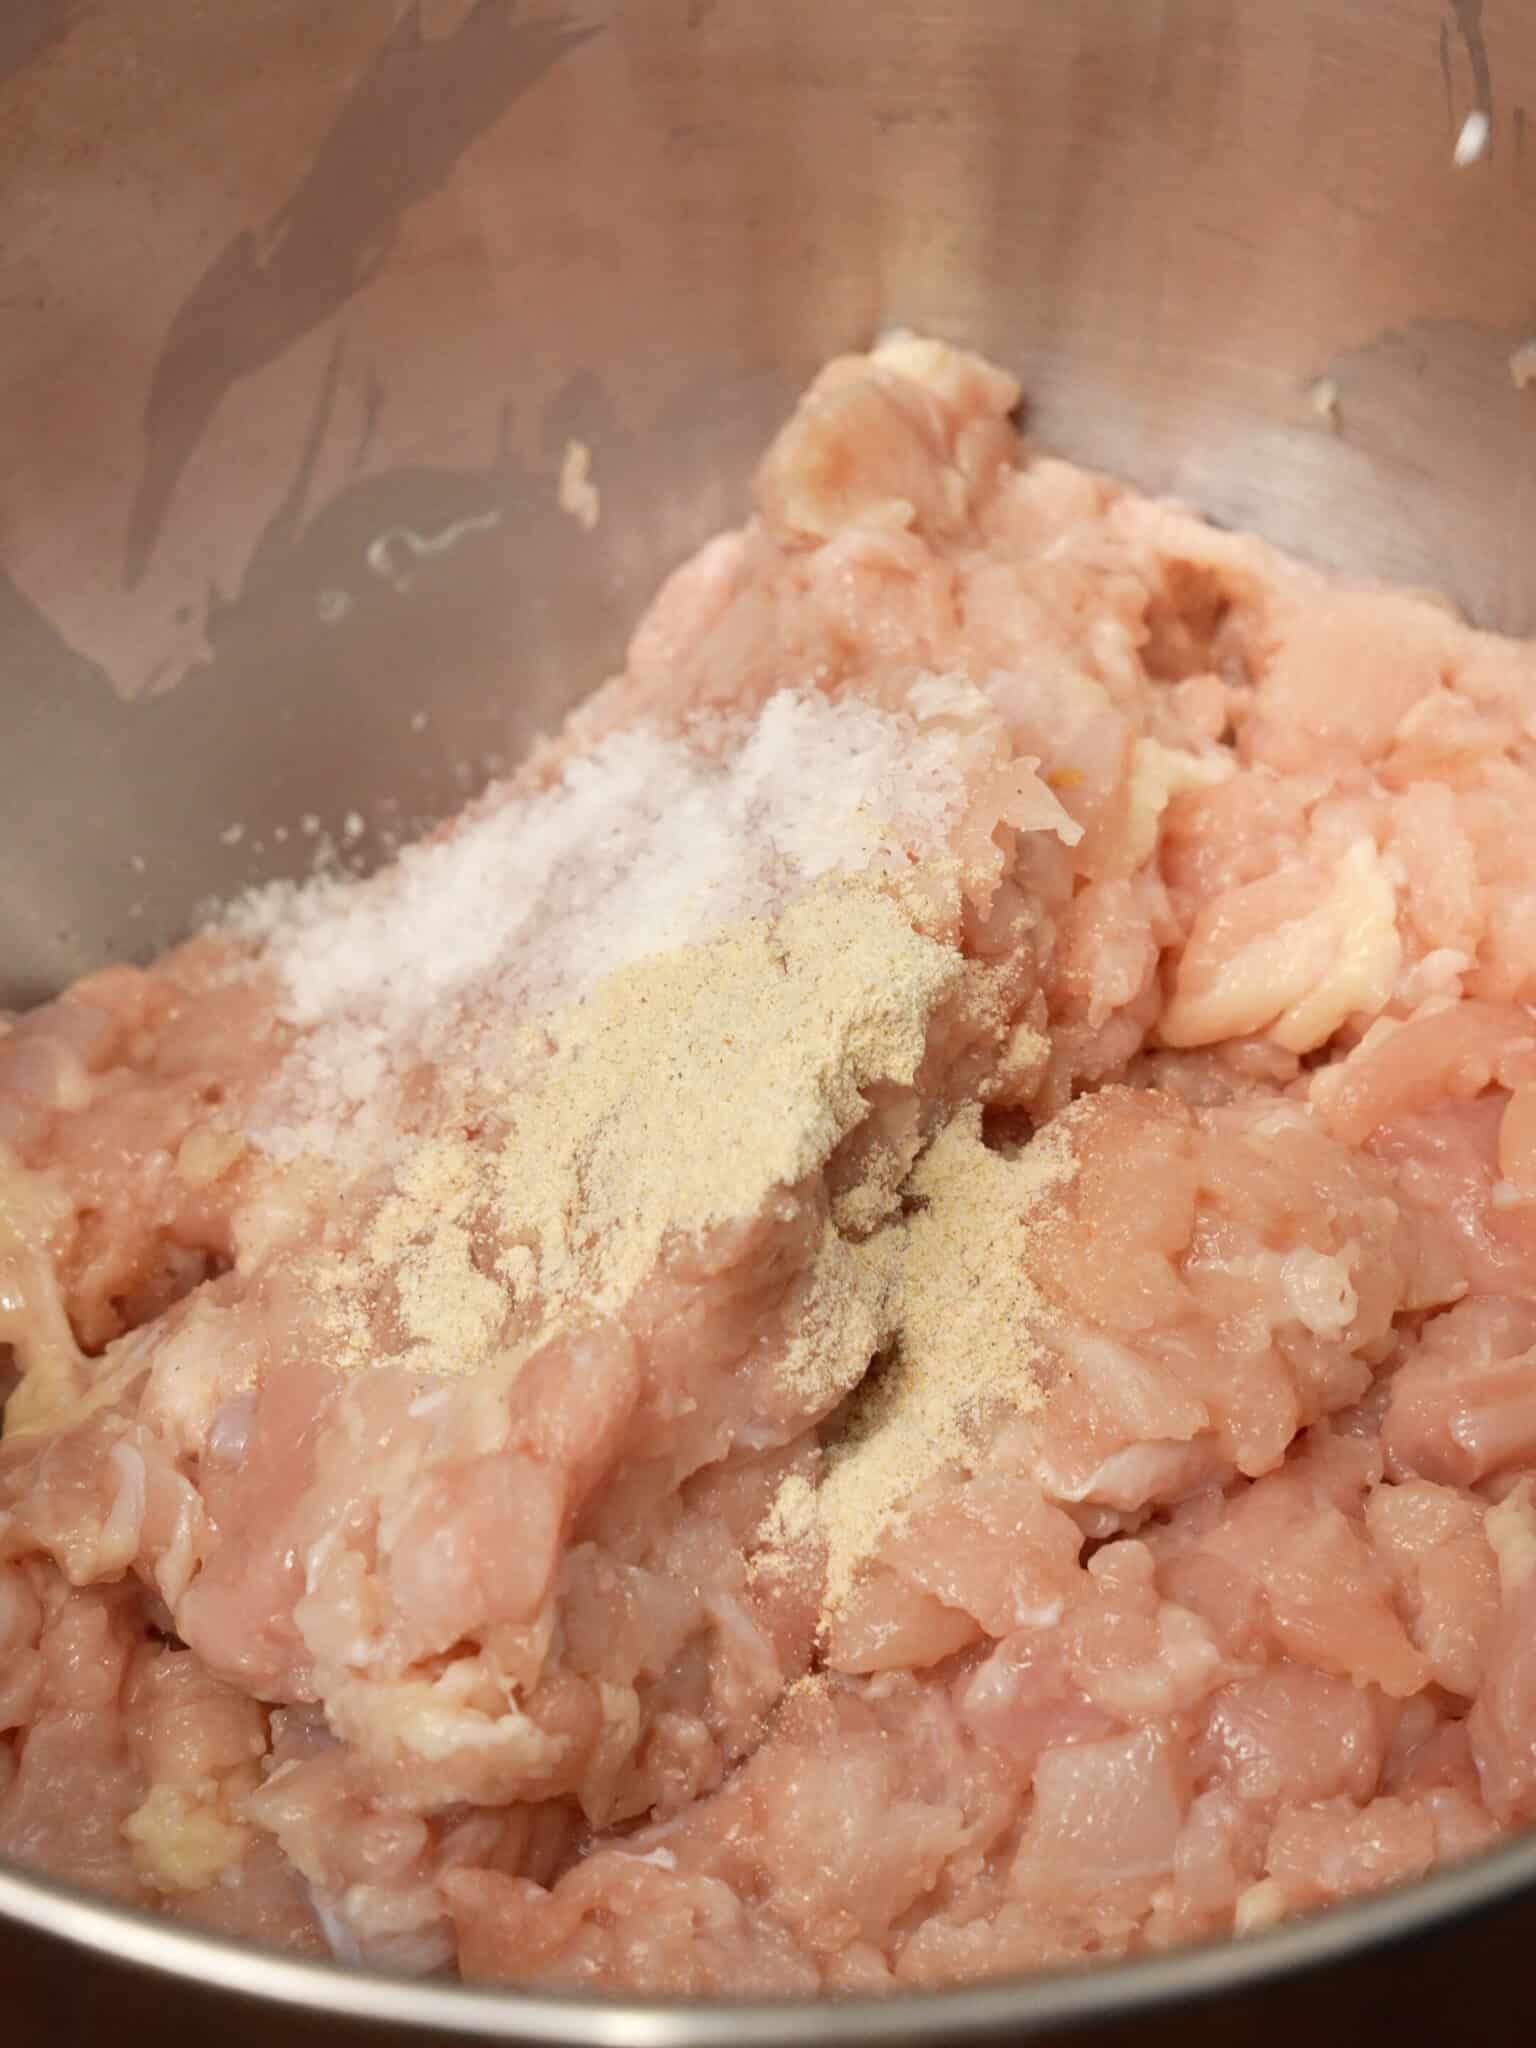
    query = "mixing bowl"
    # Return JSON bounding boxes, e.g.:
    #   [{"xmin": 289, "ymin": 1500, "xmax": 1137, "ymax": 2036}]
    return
[{"xmin": 5, "ymin": 0, "xmax": 1536, "ymax": 2039}]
